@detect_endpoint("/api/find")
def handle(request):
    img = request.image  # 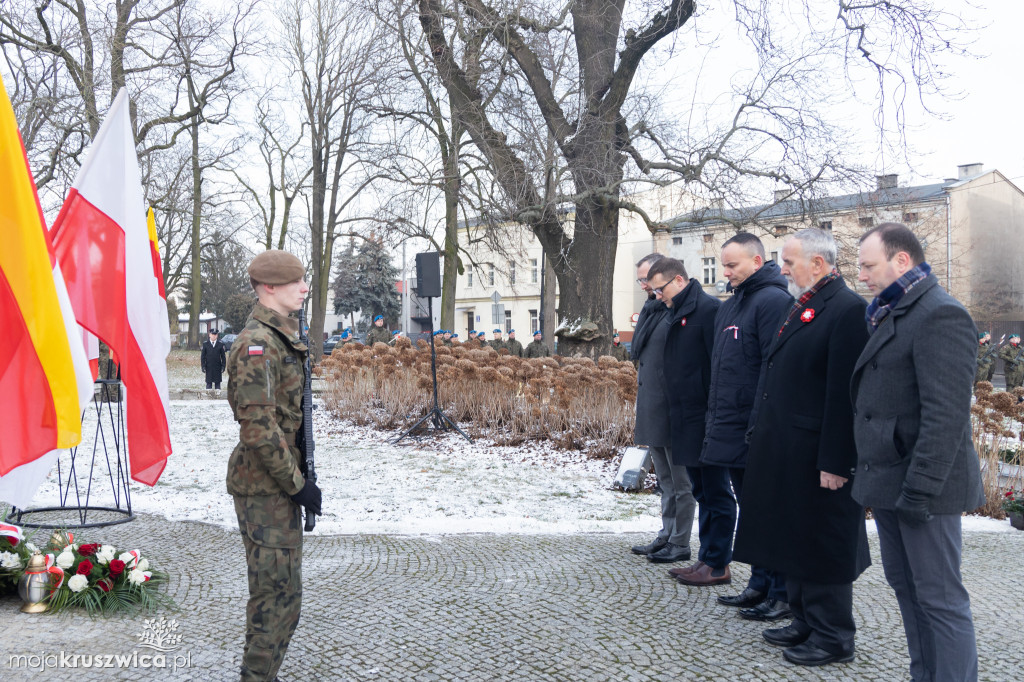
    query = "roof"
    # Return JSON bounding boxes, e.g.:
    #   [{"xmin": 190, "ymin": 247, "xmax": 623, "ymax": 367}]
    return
[{"xmin": 668, "ymin": 179, "xmax": 963, "ymax": 231}]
